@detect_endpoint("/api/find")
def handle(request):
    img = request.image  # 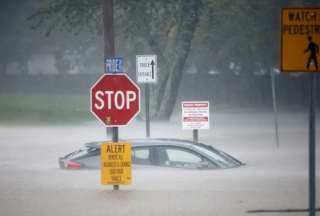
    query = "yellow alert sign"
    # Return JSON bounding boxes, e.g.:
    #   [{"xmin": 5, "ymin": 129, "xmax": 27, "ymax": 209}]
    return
[
  {"xmin": 101, "ymin": 142, "xmax": 132, "ymax": 185},
  {"xmin": 281, "ymin": 8, "xmax": 320, "ymax": 72}
]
